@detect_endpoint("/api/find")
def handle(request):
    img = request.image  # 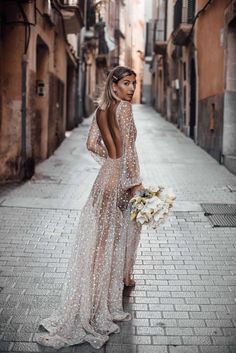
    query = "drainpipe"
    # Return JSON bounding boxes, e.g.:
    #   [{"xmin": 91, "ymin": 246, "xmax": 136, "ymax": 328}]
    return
[
  {"xmin": 21, "ymin": 54, "xmax": 27, "ymax": 179},
  {"xmin": 21, "ymin": 54, "xmax": 35, "ymax": 180},
  {"xmin": 194, "ymin": 44, "xmax": 199, "ymax": 145},
  {"xmin": 164, "ymin": 0, "xmax": 168, "ymax": 41},
  {"xmin": 77, "ymin": 55, "xmax": 84, "ymax": 123}
]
